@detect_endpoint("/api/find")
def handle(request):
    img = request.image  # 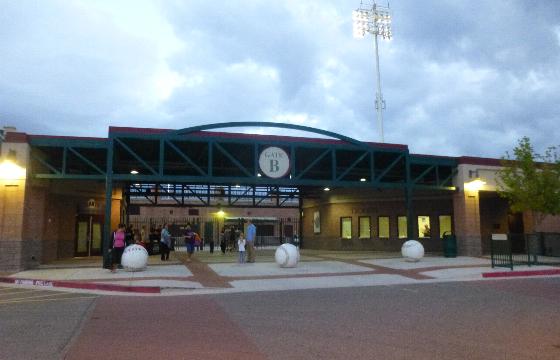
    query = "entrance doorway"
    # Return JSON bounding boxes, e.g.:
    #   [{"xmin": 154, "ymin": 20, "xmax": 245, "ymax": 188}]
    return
[
  {"xmin": 75, "ymin": 215, "xmax": 103, "ymax": 257},
  {"xmin": 508, "ymin": 212, "xmax": 525, "ymax": 253}
]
